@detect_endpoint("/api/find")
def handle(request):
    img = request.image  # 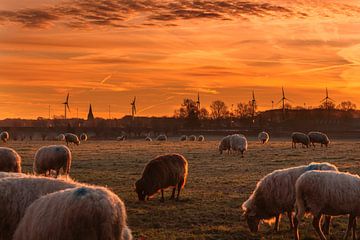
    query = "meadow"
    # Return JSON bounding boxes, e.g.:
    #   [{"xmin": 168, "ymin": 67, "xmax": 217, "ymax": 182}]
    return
[{"xmin": 7, "ymin": 137, "xmax": 360, "ymax": 240}]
